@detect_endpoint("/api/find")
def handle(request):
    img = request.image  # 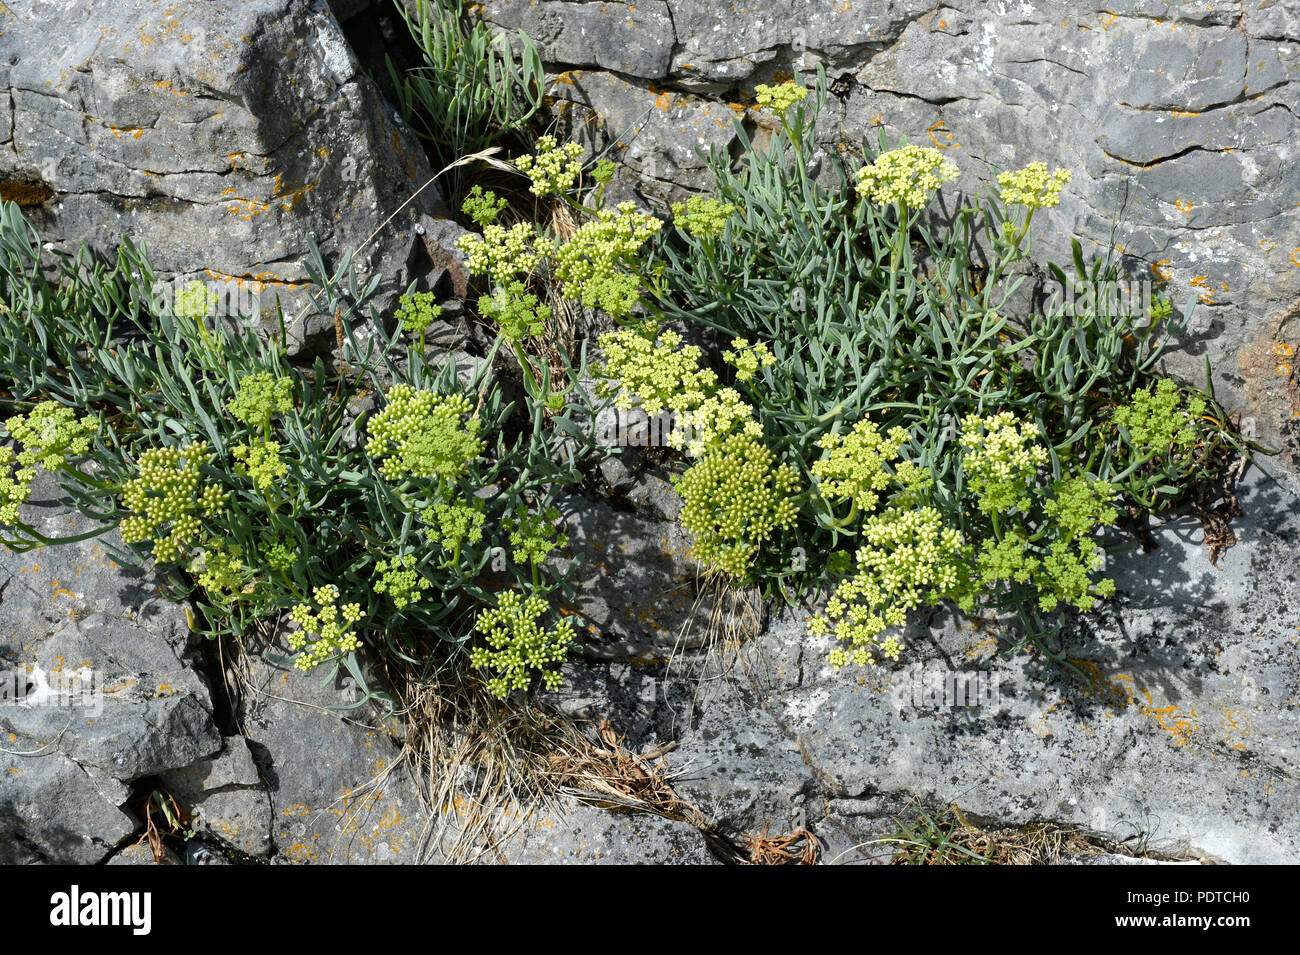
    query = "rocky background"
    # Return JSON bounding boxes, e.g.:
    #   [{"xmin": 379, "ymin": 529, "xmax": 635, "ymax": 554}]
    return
[{"xmin": 1, "ymin": 0, "xmax": 1297, "ymax": 863}]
